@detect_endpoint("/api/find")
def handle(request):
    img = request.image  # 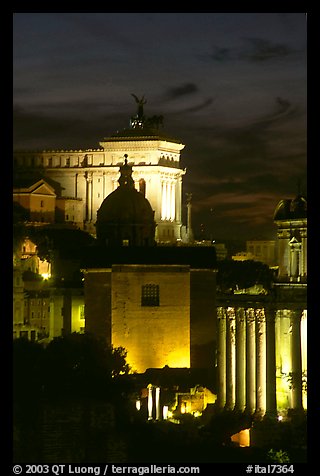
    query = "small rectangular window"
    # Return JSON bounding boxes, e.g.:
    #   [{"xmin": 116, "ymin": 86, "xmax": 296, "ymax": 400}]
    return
[{"xmin": 141, "ymin": 284, "xmax": 159, "ymax": 307}]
